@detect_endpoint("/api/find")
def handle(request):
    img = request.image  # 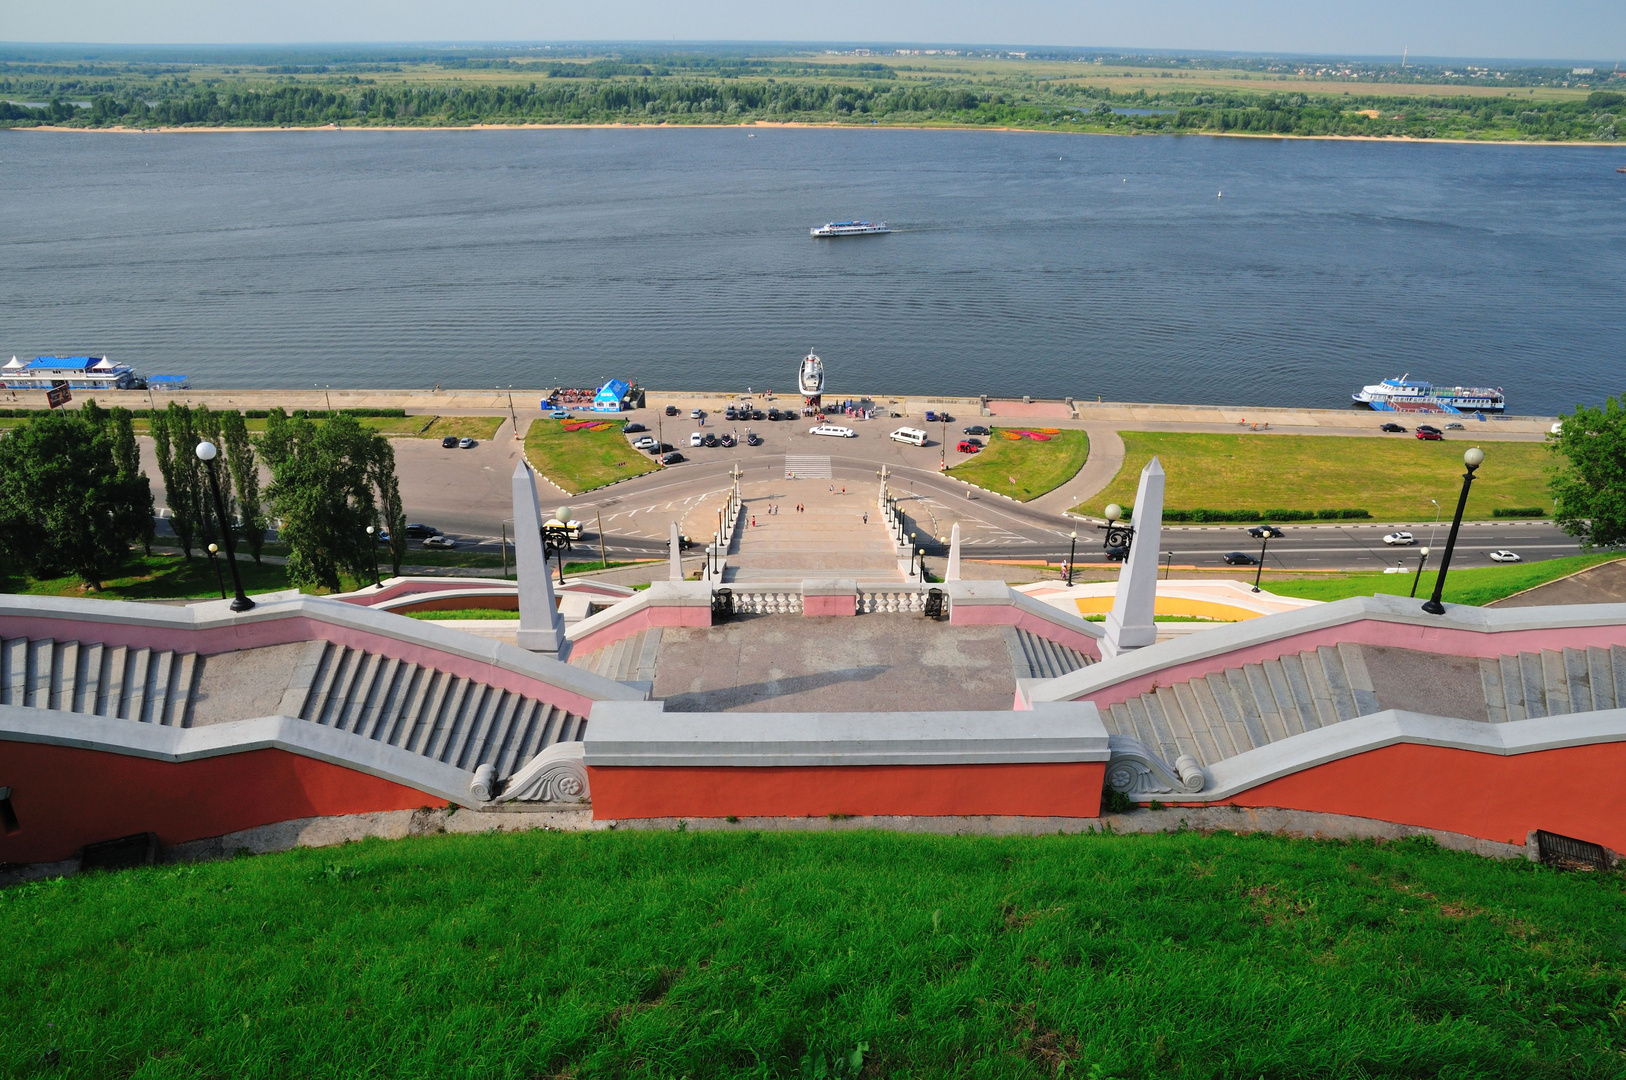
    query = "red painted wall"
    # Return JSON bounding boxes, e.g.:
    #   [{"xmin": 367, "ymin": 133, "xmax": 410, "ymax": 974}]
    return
[
  {"xmin": 1225, "ymin": 742, "xmax": 1626, "ymax": 852},
  {"xmin": 587, "ymin": 762, "xmax": 1107, "ymax": 819},
  {"xmin": 0, "ymin": 743, "xmax": 437, "ymax": 865}
]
